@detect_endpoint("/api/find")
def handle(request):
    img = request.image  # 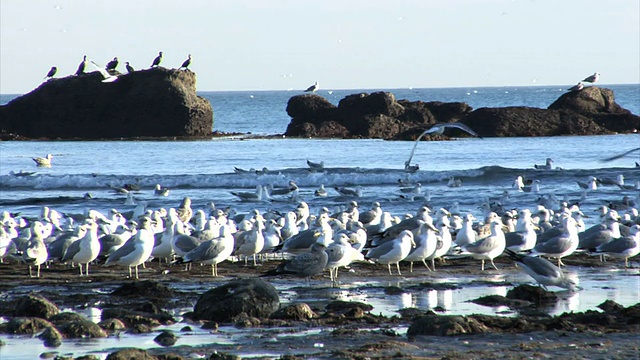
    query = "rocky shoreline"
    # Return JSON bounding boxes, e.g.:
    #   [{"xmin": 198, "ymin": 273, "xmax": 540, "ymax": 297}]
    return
[{"xmin": 0, "ymin": 255, "xmax": 638, "ymax": 359}]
